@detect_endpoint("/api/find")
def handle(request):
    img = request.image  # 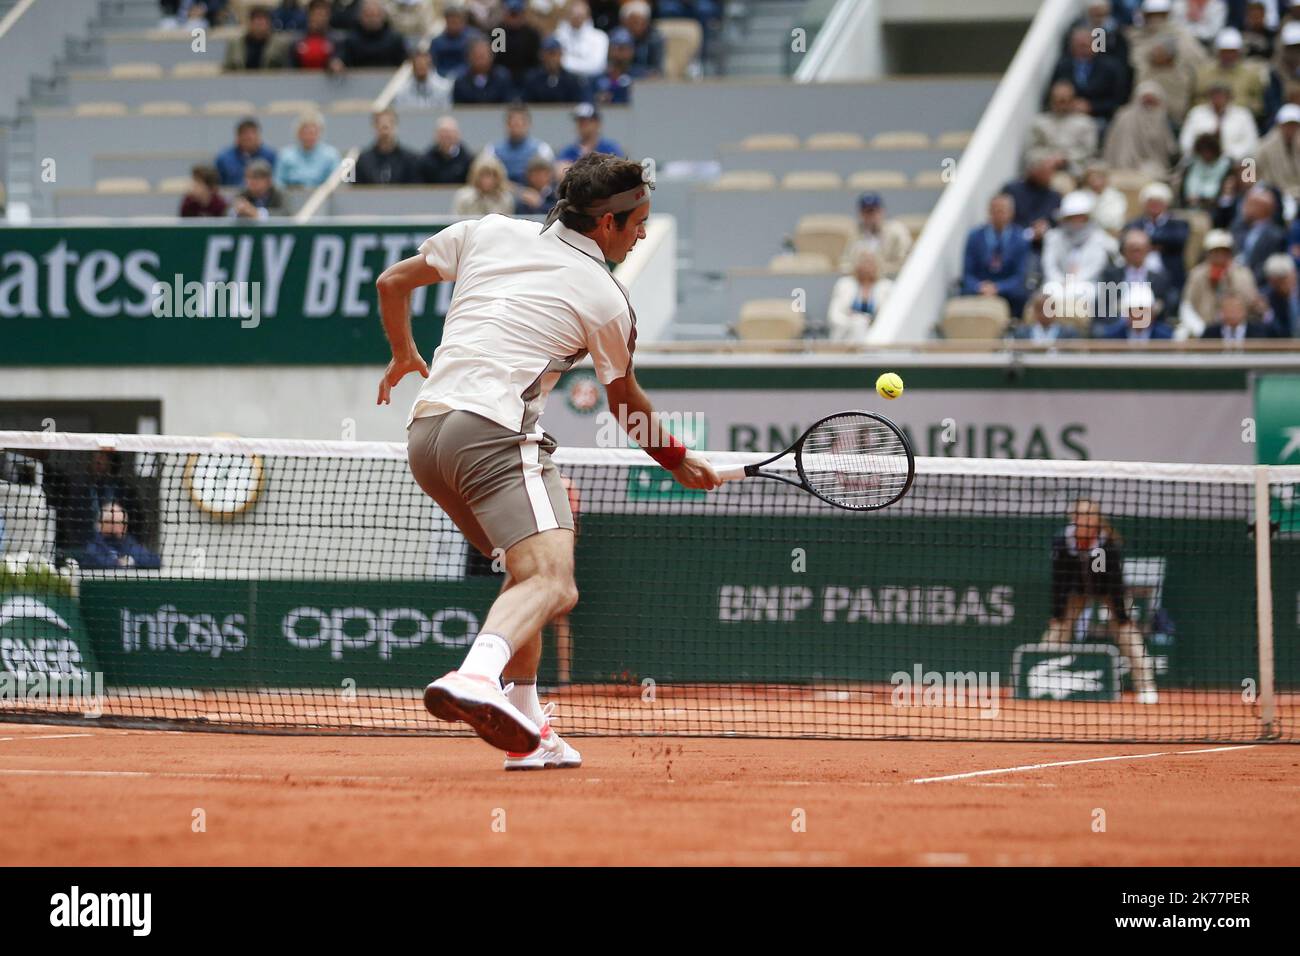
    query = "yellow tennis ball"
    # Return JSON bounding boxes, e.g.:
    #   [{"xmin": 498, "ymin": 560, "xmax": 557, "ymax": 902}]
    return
[{"xmin": 876, "ymin": 372, "xmax": 904, "ymax": 400}]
